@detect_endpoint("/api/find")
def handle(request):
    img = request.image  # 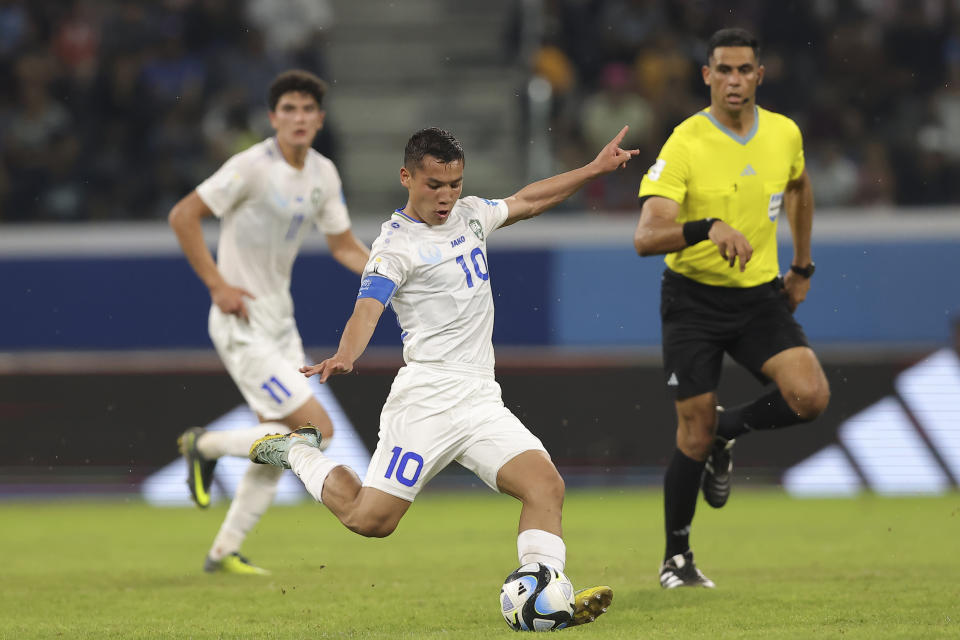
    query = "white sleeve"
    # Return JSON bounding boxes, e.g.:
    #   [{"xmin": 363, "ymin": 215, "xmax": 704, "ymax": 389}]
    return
[
  {"xmin": 195, "ymin": 152, "xmax": 256, "ymax": 218},
  {"xmin": 362, "ymin": 227, "xmax": 412, "ymax": 289},
  {"xmin": 459, "ymin": 196, "xmax": 509, "ymax": 238},
  {"xmin": 315, "ymin": 163, "xmax": 351, "ymax": 235}
]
